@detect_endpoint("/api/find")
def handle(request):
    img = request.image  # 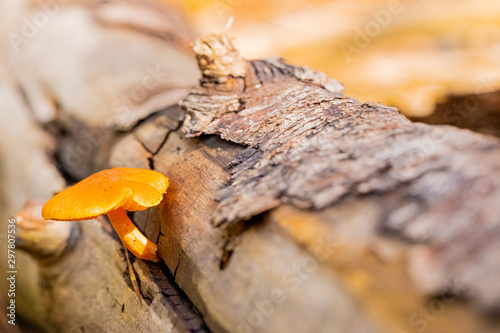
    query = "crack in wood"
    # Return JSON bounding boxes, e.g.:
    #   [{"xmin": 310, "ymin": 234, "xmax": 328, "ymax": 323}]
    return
[
  {"xmin": 132, "ymin": 106, "xmax": 185, "ymax": 171},
  {"xmin": 140, "ymin": 262, "xmax": 211, "ymax": 333}
]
